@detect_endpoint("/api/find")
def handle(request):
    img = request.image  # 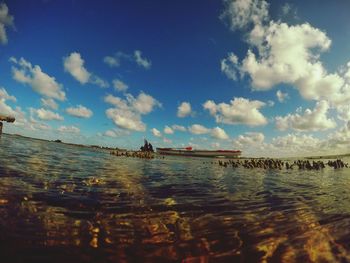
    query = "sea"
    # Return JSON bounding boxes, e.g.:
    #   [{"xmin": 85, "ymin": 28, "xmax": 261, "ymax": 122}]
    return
[{"xmin": 1, "ymin": 133, "xmax": 350, "ymax": 263}]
